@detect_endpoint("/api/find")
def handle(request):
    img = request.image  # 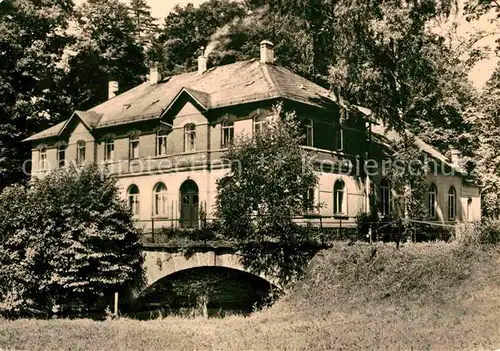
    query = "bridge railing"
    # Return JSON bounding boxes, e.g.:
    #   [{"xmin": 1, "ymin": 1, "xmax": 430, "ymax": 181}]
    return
[
  {"xmin": 135, "ymin": 215, "xmax": 456, "ymax": 245},
  {"xmin": 135, "ymin": 216, "xmax": 361, "ymax": 245}
]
